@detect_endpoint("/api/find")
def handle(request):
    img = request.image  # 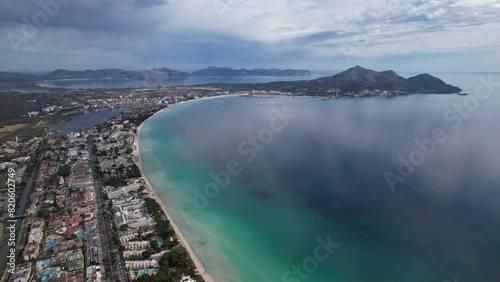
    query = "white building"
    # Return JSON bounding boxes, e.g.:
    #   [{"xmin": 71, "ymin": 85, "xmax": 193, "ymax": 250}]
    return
[
  {"xmin": 180, "ymin": 275, "xmax": 196, "ymax": 282},
  {"xmin": 113, "ymin": 197, "xmax": 155, "ymax": 229},
  {"xmin": 107, "ymin": 182, "xmax": 141, "ymax": 199},
  {"xmin": 27, "ymin": 111, "xmax": 39, "ymax": 117}
]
